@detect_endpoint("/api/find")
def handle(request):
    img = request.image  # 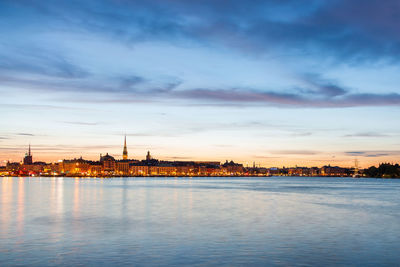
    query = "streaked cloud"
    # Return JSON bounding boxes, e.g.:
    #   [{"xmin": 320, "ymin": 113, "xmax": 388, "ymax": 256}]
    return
[
  {"xmin": 16, "ymin": 133, "xmax": 35, "ymax": 136},
  {"xmin": 343, "ymin": 132, "xmax": 390, "ymax": 138},
  {"xmin": 175, "ymin": 88, "xmax": 400, "ymax": 108},
  {"xmin": 345, "ymin": 151, "xmax": 400, "ymax": 158},
  {"xmin": 270, "ymin": 150, "xmax": 320, "ymax": 155},
  {"xmin": 4, "ymin": 0, "xmax": 399, "ymax": 62},
  {"xmin": 60, "ymin": 121, "xmax": 100, "ymax": 126}
]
